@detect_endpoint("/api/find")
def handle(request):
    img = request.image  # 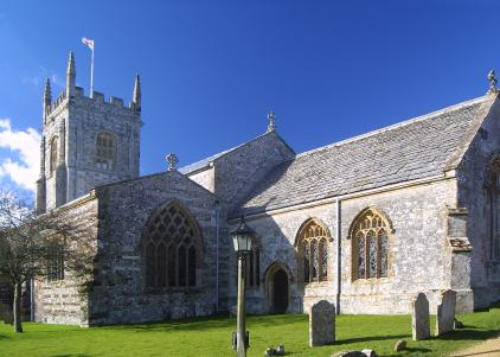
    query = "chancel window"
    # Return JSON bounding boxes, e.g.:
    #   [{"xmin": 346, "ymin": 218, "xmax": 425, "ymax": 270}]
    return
[
  {"xmin": 487, "ymin": 158, "xmax": 500, "ymax": 259},
  {"xmin": 298, "ymin": 219, "xmax": 330, "ymax": 283},
  {"xmin": 143, "ymin": 202, "xmax": 202, "ymax": 289},
  {"xmin": 50, "ymin": 136, "xmax": 58, "ymax": 174},
  {"xmin": 351, "ymin": 208, "xmax": 390, "ymax": 280},
  {"xmin": 96, "ymin": 132, "xmax": 116, "ymax": 170}
]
